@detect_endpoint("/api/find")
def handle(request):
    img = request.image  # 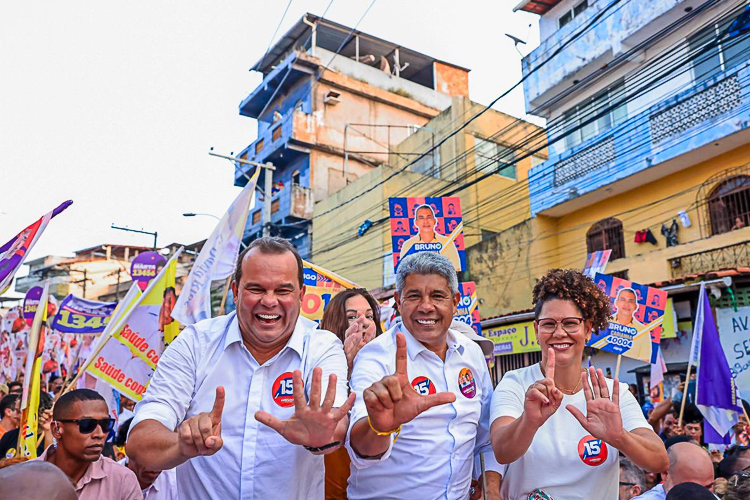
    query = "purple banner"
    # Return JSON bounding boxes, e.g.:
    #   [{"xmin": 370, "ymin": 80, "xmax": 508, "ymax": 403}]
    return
[
  {"xmin": 23, "ymin": 286, "xmax": 43, "ymax": 327},
  {"xmin": 130, "ymin": 251, "xmax": 167, "ymax": 291},
  {"xmin": 51, "ymin": 295, "xmax": 117, "ymax": 334}
]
